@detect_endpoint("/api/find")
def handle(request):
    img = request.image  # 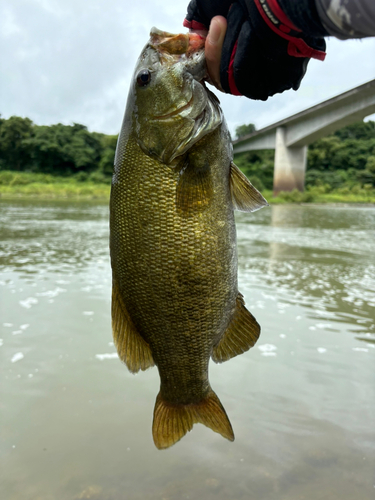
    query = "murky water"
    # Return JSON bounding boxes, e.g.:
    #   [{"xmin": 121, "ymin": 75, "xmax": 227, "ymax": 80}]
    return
[{"xmin": 1, "ymin": 200, "xmax": 374, "ymax": 500}]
